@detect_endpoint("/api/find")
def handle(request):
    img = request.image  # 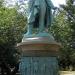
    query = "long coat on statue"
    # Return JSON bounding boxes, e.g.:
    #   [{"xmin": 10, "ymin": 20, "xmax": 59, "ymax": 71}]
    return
[{"xmin": 27, "ymin": 0, "xmax": 54, "ymax": 28}]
